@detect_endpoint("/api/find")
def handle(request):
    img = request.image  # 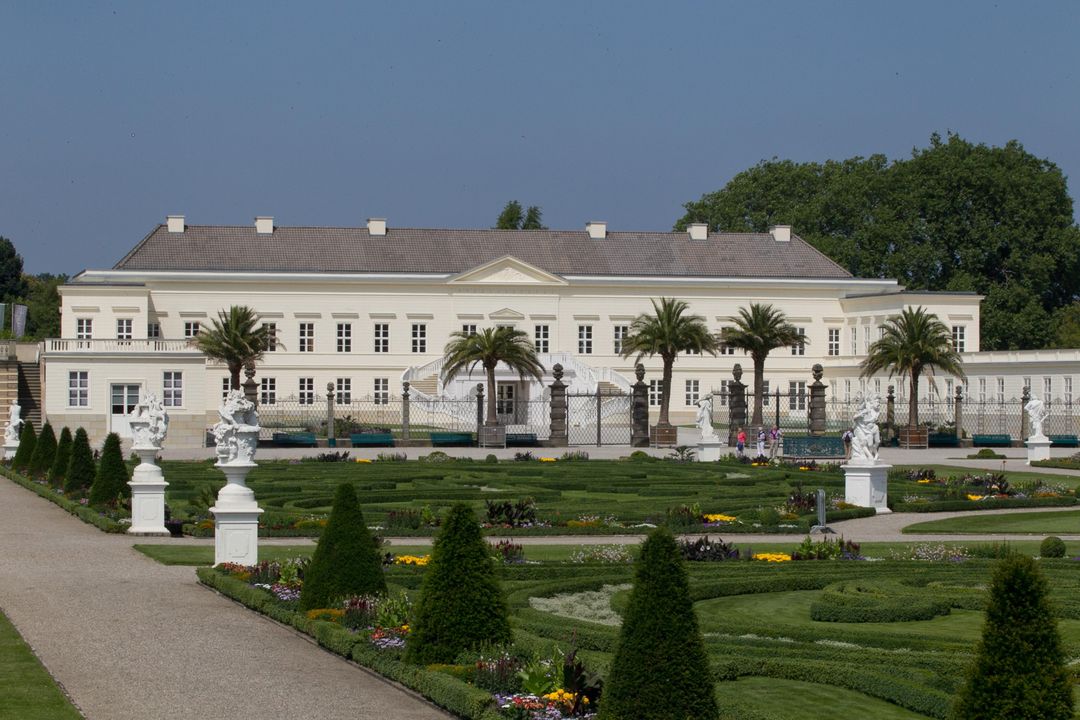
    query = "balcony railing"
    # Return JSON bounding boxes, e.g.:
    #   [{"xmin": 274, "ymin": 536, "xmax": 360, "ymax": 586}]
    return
[{"xmin": 46, "ymin": 339, "xmax": 196, "ymax": 353}]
